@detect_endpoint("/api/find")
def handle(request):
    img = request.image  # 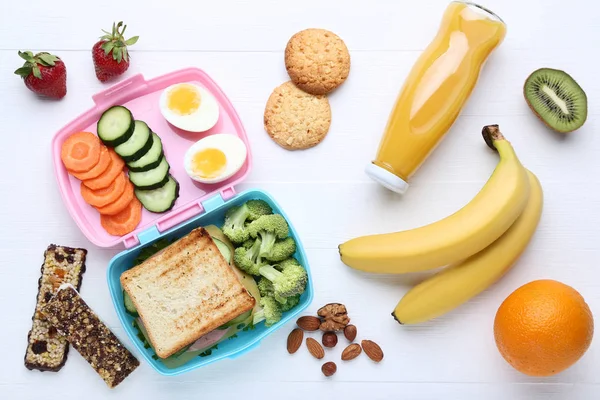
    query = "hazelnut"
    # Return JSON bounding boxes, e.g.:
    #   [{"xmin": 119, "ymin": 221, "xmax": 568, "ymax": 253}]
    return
[
  {"xmin": 322, "ymin": 332, "xmax": 338, "ymax": 348},
  {"xmin": 344, "ymin": 325, "xmax": 357, "ymax": 342},
  {"xmin": 321, "ymin": 361, "xmax": 337, "ymax": 377}
]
